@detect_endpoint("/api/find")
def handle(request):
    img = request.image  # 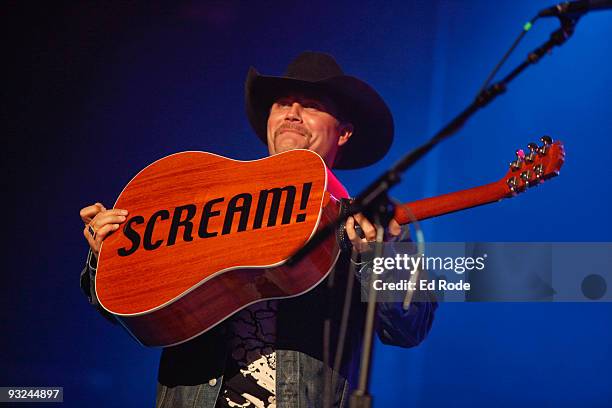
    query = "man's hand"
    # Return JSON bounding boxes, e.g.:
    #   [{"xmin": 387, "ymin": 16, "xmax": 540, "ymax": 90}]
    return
[
  {"xmin": 80, "ymin": 202, "xmax": 128, "ymax": 257},
  {"xmin": 345, "ymin": 213, "xmax": 402, "ymax": 253}
]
